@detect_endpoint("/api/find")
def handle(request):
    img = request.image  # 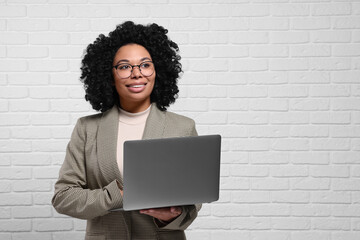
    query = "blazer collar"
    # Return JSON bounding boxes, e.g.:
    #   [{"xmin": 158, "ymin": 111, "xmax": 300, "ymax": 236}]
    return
[{"xmin": 97, "ymin": 103, "xmax": 166, "ymax": 185}]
